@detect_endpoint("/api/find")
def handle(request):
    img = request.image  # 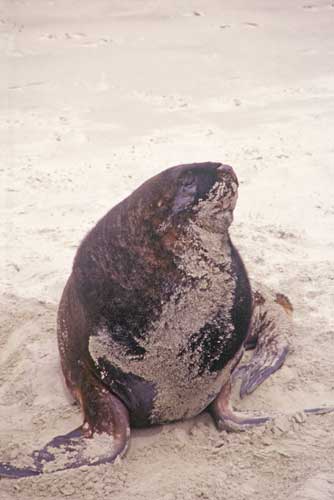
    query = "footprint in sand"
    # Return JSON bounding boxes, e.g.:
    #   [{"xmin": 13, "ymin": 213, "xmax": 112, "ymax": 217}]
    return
[
  {"xmin": 243, "ymin": 22, "xmax": 259, "ymax": 27},
  {"xmin": 40, "ymin": 32, "xmax": 87, "ymax": 41},
  {"xmin": 39, "ymin": 32, "xmax": 112, "ymax": 47},
  {"xmin": 302, "ymin": 3, "xmax": 333, "ymax": 9}
]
